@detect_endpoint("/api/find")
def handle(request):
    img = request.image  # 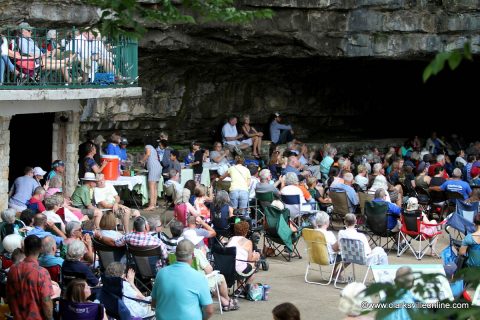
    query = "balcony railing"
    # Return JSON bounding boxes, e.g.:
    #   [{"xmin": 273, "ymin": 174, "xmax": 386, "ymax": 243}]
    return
[{"xmin": 0, "ymin": 27, "xmax": 138, "ymax": 89}]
